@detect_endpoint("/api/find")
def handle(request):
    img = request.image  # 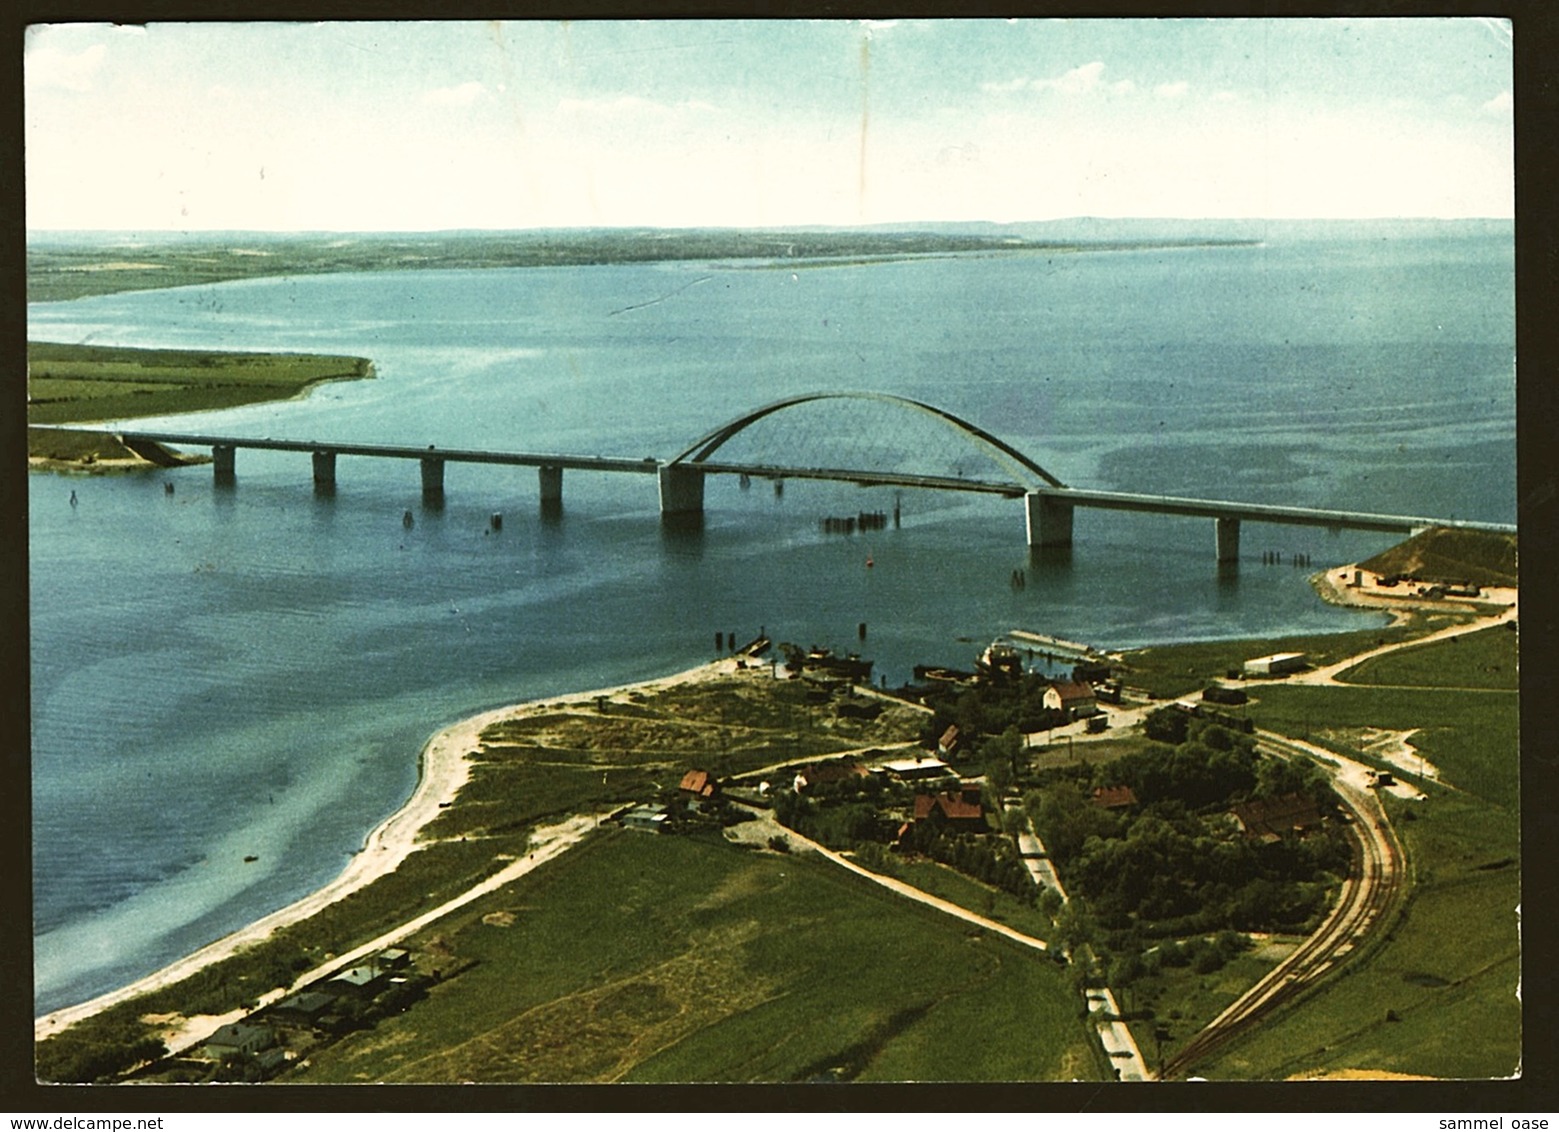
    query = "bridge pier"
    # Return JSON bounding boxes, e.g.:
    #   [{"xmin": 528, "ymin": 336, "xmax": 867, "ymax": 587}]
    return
[
  {"xmin": 212, "ymin": 444, "xmax": 236, "ymax": 484},
  {"xmin": 658, "ymin": 463, "xmax": 705, "ymax": 516},
  {"xmin": 312, "ymin": 450, "xmax": 337, "ymax": 487},
  {"xmin": 539, "ymin": 465, "xmax": 563, "ymax": 505},
  {"xmin": 1215, "ymin": 516, "xmax": 1241, "ymax": 563},
  {"xmin": 1025, "ymin": 492, "xmax": 1073, "ymax": 548},
  {"xmin": 420, "ymin": 455, "xmax": 445, "ymax": 502}
]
